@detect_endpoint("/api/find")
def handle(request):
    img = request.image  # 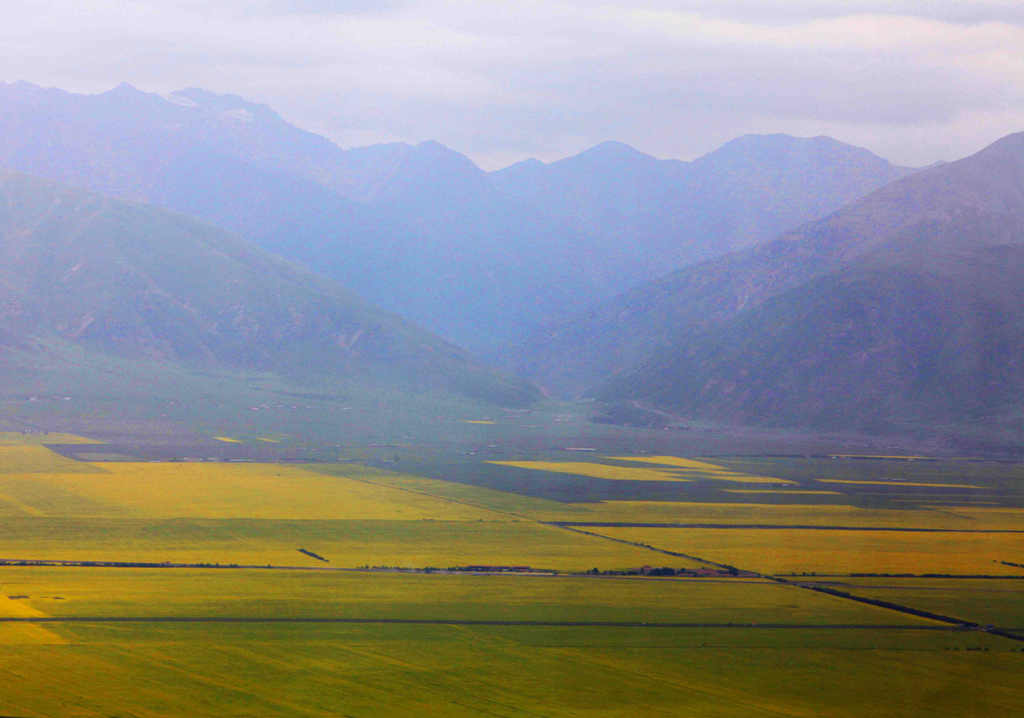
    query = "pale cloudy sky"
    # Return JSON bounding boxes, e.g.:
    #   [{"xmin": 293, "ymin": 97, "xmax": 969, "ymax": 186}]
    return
[{"xmin": 2, "ymin": 0, "xmax": 1022, "ymax": 168}]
